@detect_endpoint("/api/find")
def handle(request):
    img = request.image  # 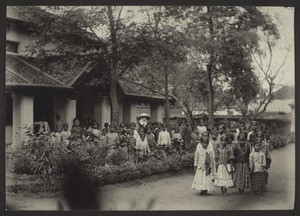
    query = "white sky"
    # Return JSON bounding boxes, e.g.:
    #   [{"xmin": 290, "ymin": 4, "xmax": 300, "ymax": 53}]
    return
[{"xmin": 260, "ymin": 7, "xmax": 295, "ymax": 87}]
